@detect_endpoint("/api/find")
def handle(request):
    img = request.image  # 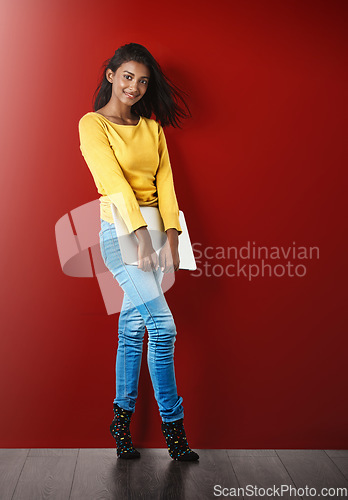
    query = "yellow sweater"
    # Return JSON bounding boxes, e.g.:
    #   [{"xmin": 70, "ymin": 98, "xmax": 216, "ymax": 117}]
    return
[{"xmin": 78, "ymin": 112, "xmax": 182, "ymax": 235}]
